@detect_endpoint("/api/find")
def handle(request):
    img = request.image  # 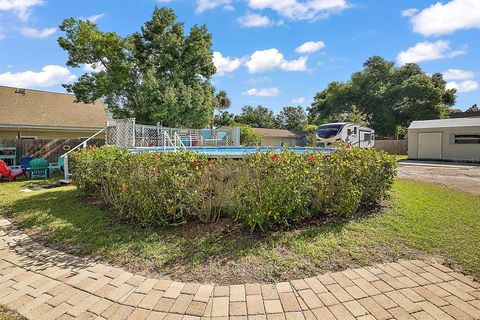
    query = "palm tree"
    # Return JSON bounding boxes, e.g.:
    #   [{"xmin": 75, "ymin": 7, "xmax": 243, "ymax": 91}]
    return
[{"xmin": 212, "ymin": 90, "xmax": 231, "ymax": 128}]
